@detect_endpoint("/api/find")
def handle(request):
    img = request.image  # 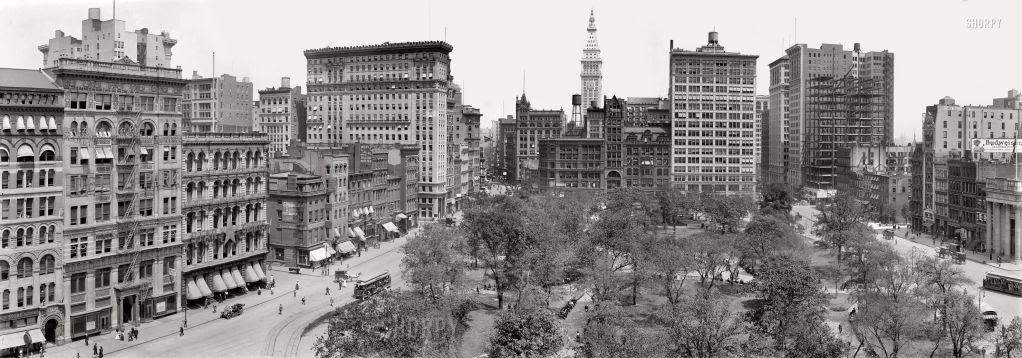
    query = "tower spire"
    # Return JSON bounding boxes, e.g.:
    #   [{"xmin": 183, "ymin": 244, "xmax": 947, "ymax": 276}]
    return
[{"xmin": 580, "ymin": 9, "xmax": 603, "ymax": 116}]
